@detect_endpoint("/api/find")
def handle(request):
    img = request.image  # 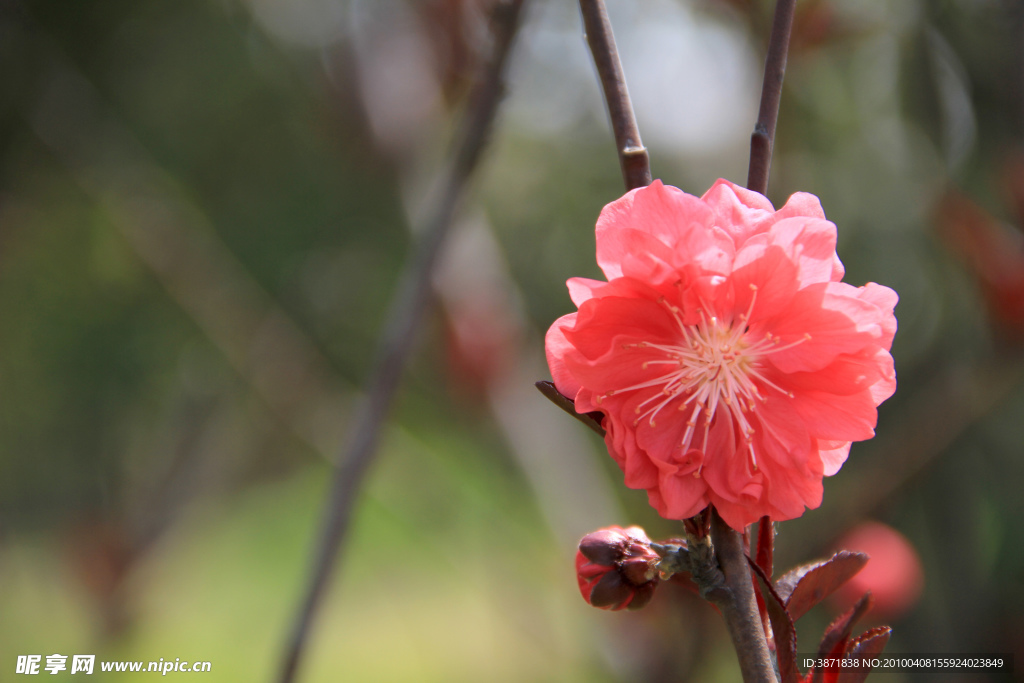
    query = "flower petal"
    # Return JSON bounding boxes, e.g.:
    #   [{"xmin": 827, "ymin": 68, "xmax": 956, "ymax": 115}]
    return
[
  {"xmin": 817, "ymin": 439, "xmax": 851, "ymax": 476},
  {"xmin": 731, "ymin": 242, "xmax": 801, "ymax": 321},
  {"xmin": 595, "ymin": 180, "xmax": 732, "ymax": 283},
  {"xmin": 857, "ymin": 282, "xmax": 899, "ymax": 347},
  {"xmin": 545, "ymin": 313, "xmax": 582, "ymax": 398},
  {"xmin": 775, "ymin": 190, "xmax": 826, "ymax": 221},
  {"xmin": 565, "ymin": 296, "xmax": 676, "ymax": 362},
  {"xmin": 566, "ymin": 278, "xmax": 607, "ymax": 307},
  {"xmin": 597, "ymin": 226, "xmax": 681, "ymax": 284},
  {"xmin": 766, "ymin": 216, "xmax": 840, "ymax": 287},
  {"xmin": 791, "ymin": 388, "xmax": 879, "ymax": 441},
  {"xmin": 651, "ymin": 450, "xmax": 709, "ymax": 519},
  {"xmin": 701, "ymin": 178, "xmax": 776, "ymax": 244},
  {"xmin": 765, "ymin": 283, "xmax": 886, "ymax": 374},
  {"xmin": 780, "ymin": 350, "xmax": 892, "ymax": 396}
]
